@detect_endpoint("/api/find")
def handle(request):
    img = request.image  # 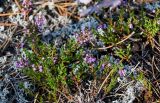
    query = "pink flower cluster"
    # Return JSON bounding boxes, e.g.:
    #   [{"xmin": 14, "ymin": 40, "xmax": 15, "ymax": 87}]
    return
[
  {"xmin": 76, "ymin": 30, "xmax": 92, "ymax": 45},
  {"xmin": 84, "ymin": 54, "xmax": 96, "ymax": 64},
  {"xmin": 34, "ymin": 13, "xmax": 47, "ymax": 32},
  {"xmin": 22, "ymin": 0, "xmax": 32, "ymax": 7},
  {"xmin": 21, "ymin": 0, "xmax": 32, "ymax": 18},
  {"xmin": 16, "ymin": 58, "xmax": 28, "ymax": 68},
  {"xmin": 97, "ymin": 23, "xmax": 107, "ymax": 29},
  {"xmin": 32, "ymin": 64, "xmax": 43, "ymax": 72},
  {"xmin": 118, "ymin": 69, "xmax": 126, "ymax": 77}
]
